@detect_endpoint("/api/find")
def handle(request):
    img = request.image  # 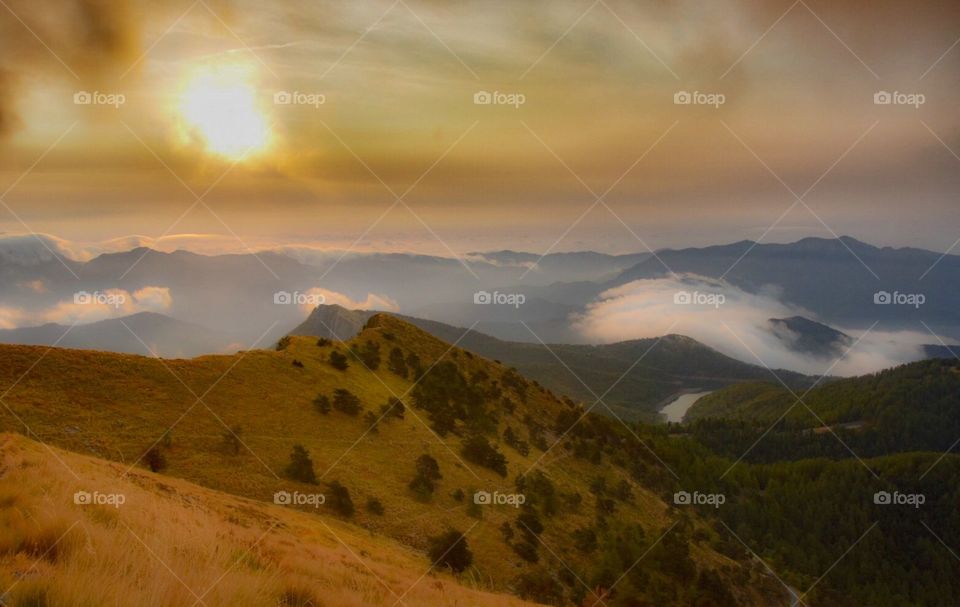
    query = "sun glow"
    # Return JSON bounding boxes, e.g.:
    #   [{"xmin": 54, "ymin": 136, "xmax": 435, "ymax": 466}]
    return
[{"xmin": 176, "ymin": 64, "xmax": 271, "ymax": 161}]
